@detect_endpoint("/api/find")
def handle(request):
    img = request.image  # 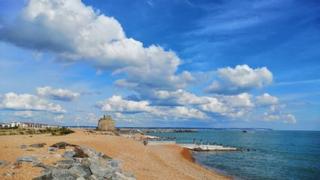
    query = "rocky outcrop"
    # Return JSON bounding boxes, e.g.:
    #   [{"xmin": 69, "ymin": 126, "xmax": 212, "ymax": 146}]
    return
[{"xmin": 33, "ymin": 144, "xmax": 135, "ymax": 180}]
